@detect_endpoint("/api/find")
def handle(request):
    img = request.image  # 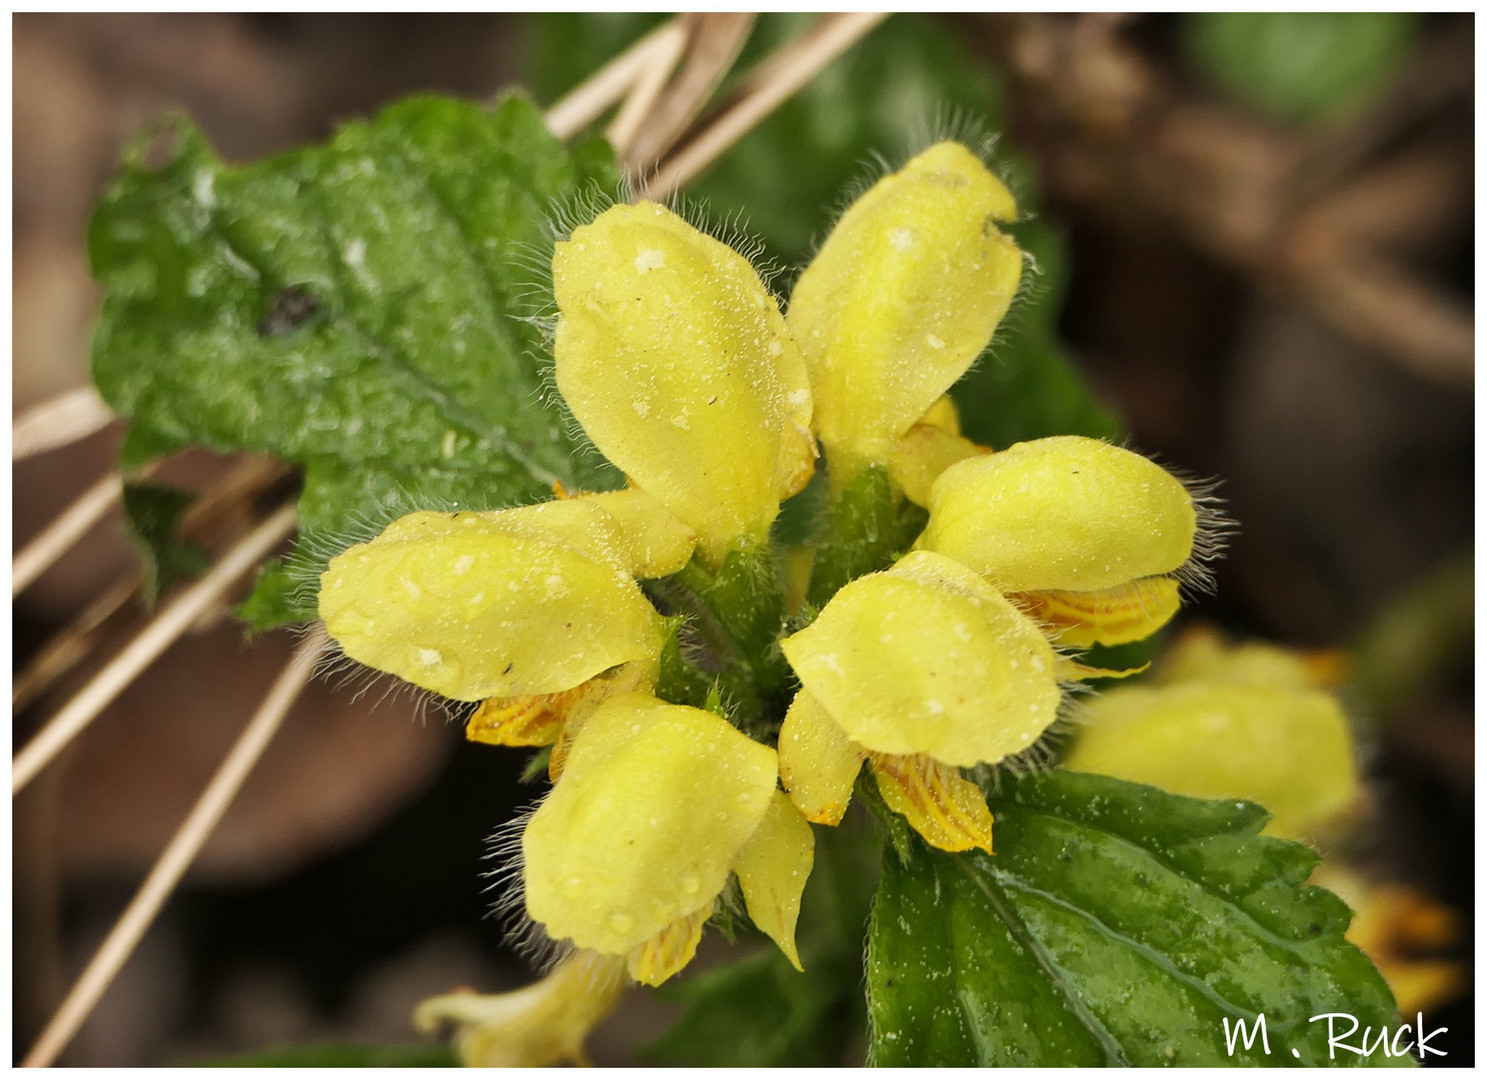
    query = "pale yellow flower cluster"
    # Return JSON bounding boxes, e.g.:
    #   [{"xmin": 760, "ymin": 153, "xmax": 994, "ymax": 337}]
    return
[{"xmin": 318, "ymin": 142, "xmax": 1214, "ymax": 1060}]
